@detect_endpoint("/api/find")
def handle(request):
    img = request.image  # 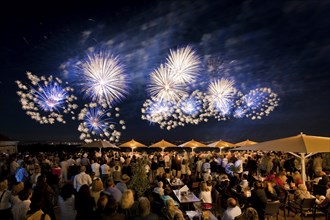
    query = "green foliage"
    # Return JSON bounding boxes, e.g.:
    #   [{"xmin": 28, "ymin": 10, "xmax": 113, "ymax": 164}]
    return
[{"xmin": 128, "ymin": 157, "xmax": 150, "ymax": 197}]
